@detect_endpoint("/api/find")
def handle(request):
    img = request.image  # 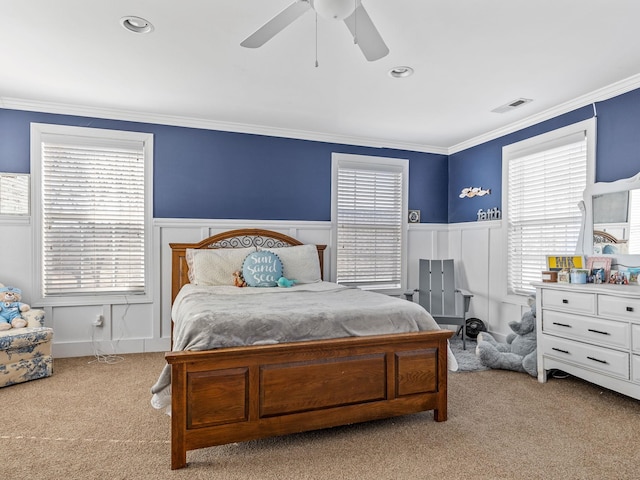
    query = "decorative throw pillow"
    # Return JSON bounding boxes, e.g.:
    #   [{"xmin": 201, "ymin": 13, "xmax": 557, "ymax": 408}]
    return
[
  {"xmin": 242, "ymin": 251, "xmax": 283, "ymax": 287},
  {"xmin": 186, "ymin": 247, "xmax": 256, "ymax": 285},
  {"xmin": 261, "ymin": 244, "xmax": 321, "ymax": 283}
]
